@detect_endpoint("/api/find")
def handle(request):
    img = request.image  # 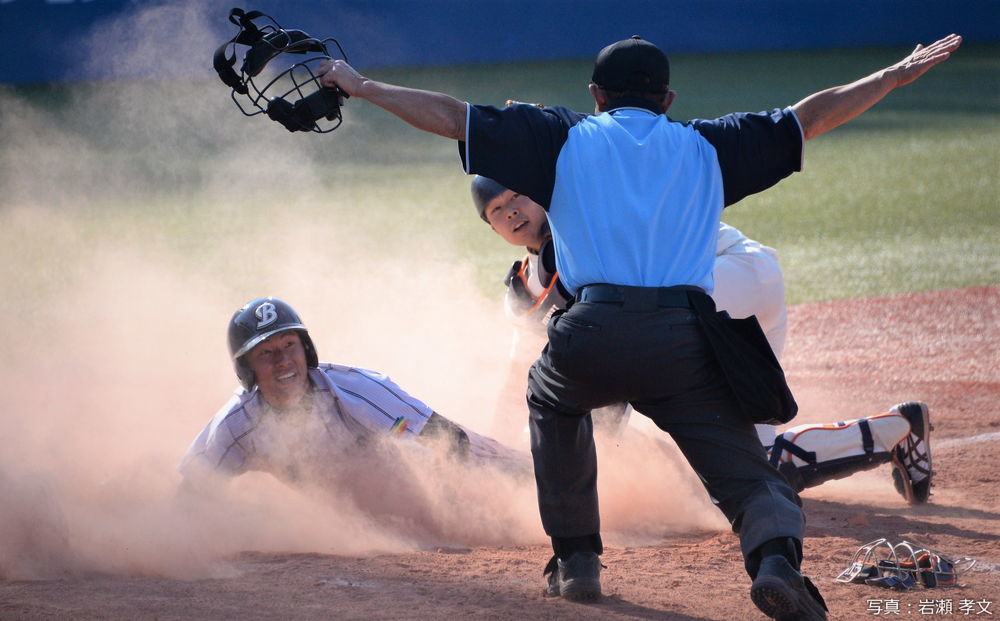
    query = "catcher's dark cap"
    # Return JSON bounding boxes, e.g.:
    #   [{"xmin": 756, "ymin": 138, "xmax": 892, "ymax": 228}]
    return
[
  {"xmin": 471, "ymin": 175, "xmax": 509, "ymax": 223},
  {"xmin": 591, "ymin": 35, "xmax": 669, "ymax": 94}
]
